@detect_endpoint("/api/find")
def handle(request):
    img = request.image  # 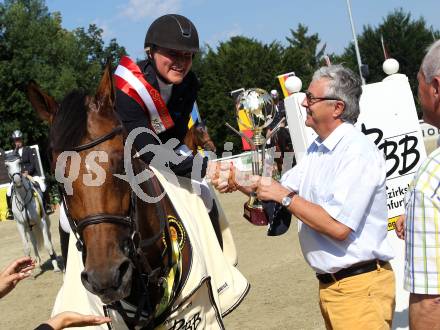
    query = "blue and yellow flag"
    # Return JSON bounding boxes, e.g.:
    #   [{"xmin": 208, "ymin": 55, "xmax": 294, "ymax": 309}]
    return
[{"xmin": 188, "ymin": 101, "xmax": 202, "ymax": 128}]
